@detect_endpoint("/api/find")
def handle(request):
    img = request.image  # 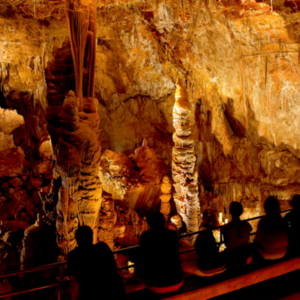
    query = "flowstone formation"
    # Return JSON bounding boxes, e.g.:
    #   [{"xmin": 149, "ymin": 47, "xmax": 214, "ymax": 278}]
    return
[
  {"xmin": 172, "ymin": 78, "xmax": 200, "ymax": 242},
  {"xmin": 97, "ymin": 192, "xmax": 149, "ymax": 251},
  {"xmin": 50, "ymin": 91, "xmax": 102, "ymax": 255},
  {"xmin": 100, "ymin": 140, "xmax": 168, "ymax": 215}
]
